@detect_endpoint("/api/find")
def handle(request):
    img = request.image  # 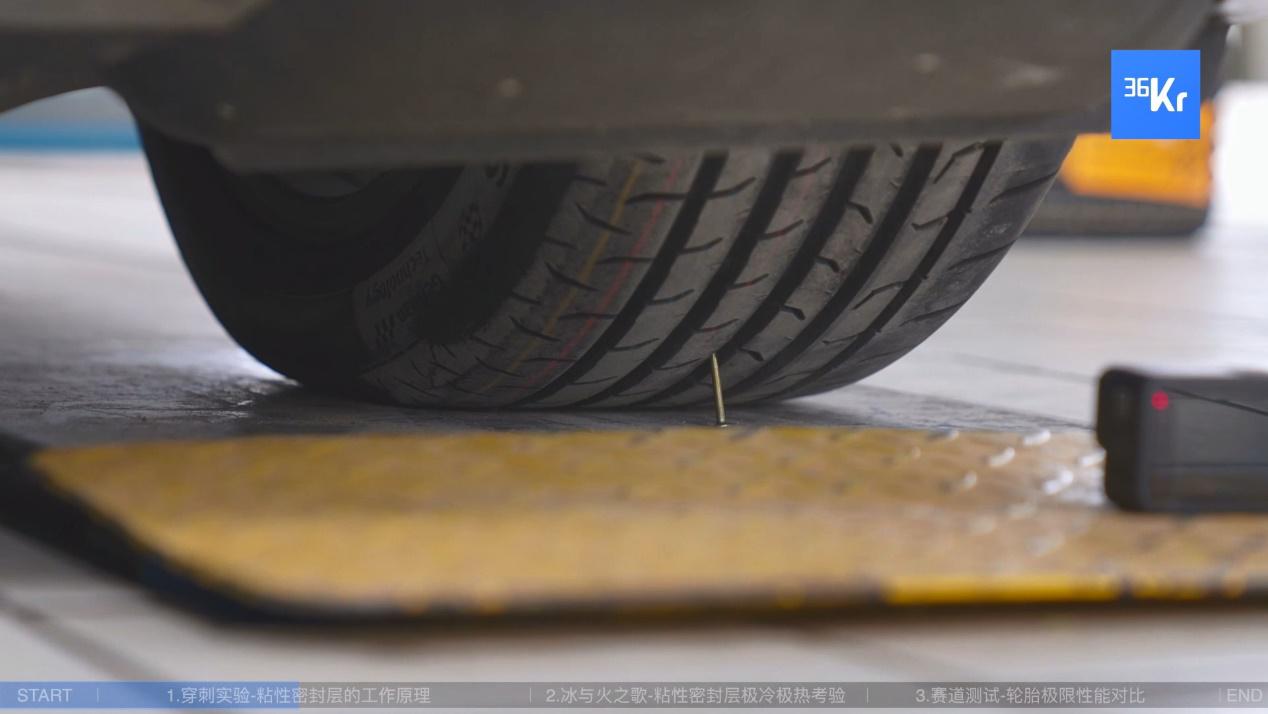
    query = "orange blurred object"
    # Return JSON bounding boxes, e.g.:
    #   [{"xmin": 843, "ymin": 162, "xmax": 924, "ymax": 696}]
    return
[
  {"xmin": 1061, "ymin": 103, "xmax": 1214, "ymax": 209},
  {"xmin": 1028, "ymin": 102, "xmax": 1214, "ymax": 236}
]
